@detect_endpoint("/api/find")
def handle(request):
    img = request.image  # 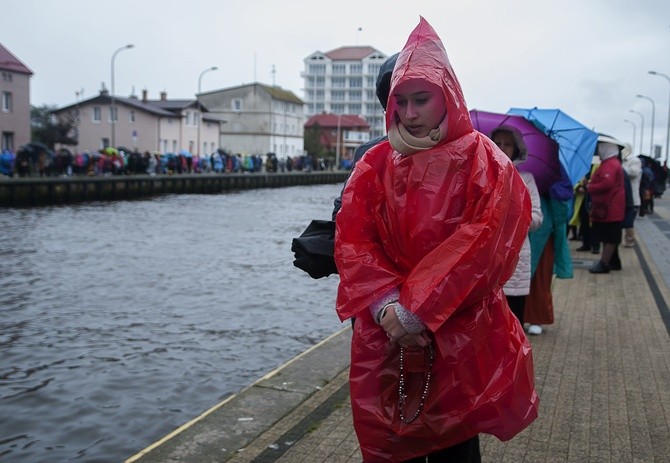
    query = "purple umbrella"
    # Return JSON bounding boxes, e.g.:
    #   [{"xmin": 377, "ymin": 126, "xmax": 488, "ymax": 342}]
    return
[{"xmin": 470, "ymin": 109, "xmax": 561, "ymax": 193}]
